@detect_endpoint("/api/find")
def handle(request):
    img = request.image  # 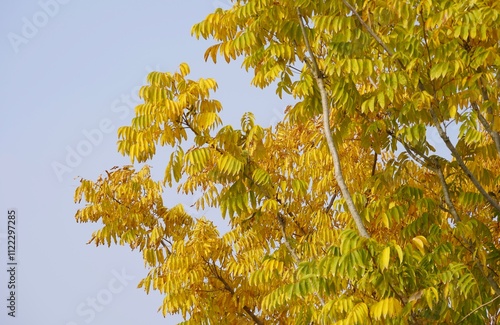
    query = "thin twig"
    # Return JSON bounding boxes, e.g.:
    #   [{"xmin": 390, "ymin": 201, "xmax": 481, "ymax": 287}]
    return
[
  {"xmin": 387, "ymin": 130, "xmax": 462, "ymax": 223},
  {"xmin": 458, "ymin": 294, "xmax": 500, "ymax": 324},
  {"xmin": 203, "ymin": 257, "xmax": 265, "ymax": 325},
  {"xmin": 277, "ymin": 213, "xmax": 300, "ymax": 262},
  {"xmin": 325, "ymin": 192, "xmax": 338, "ymax": 213}
]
